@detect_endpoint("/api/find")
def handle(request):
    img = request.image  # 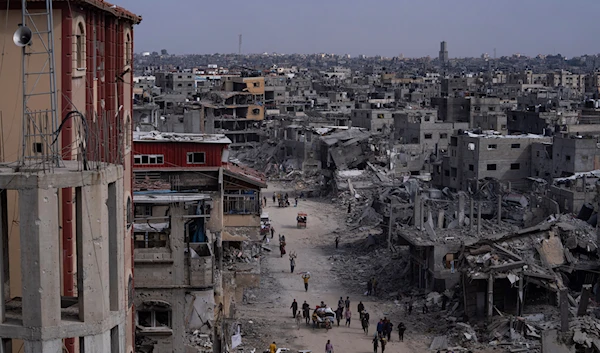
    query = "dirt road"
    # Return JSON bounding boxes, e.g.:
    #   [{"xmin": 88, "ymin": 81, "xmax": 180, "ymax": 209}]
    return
[{"xmin": 237, "ymin": 186, "xmax": 429, "ymax": 353}]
